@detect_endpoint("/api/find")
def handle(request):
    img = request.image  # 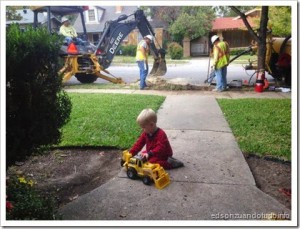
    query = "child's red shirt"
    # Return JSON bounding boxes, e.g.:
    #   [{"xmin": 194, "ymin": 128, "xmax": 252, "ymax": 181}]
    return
[{"xmin": 130, "ymin": 128, "xmax": 173, "ymax": 162}]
